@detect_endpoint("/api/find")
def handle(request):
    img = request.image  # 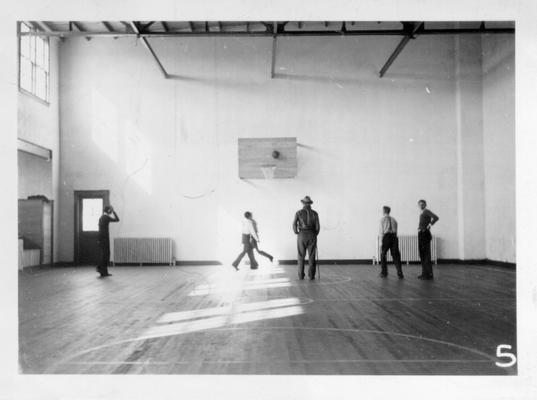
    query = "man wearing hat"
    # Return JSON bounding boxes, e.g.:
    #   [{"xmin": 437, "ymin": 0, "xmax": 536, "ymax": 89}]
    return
[{"xmin": 292, "ymin": 196, "xmax": 320, "ymax": 280}]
